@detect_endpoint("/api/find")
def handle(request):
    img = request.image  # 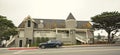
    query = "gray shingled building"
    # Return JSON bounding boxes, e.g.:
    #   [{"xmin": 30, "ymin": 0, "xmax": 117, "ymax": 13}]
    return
[{"xmin": 15, "ymin": 13, "xmax": 93, "ymax": 47}]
